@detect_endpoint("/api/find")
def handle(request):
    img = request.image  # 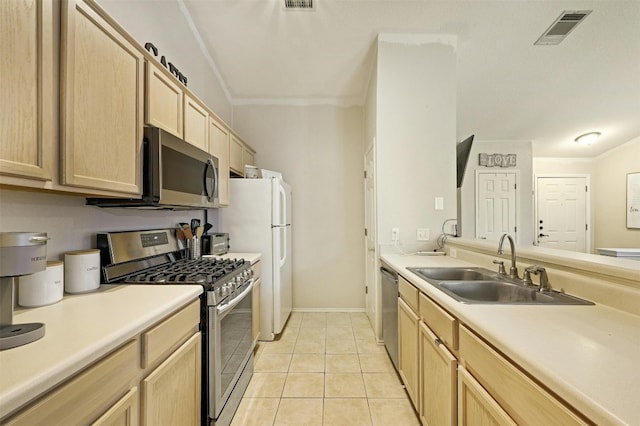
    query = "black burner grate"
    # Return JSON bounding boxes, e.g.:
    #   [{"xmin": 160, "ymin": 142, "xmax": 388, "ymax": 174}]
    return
[{"xmin": 124, "ymin": 257, "xmax": 245, "ymax": 284}]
